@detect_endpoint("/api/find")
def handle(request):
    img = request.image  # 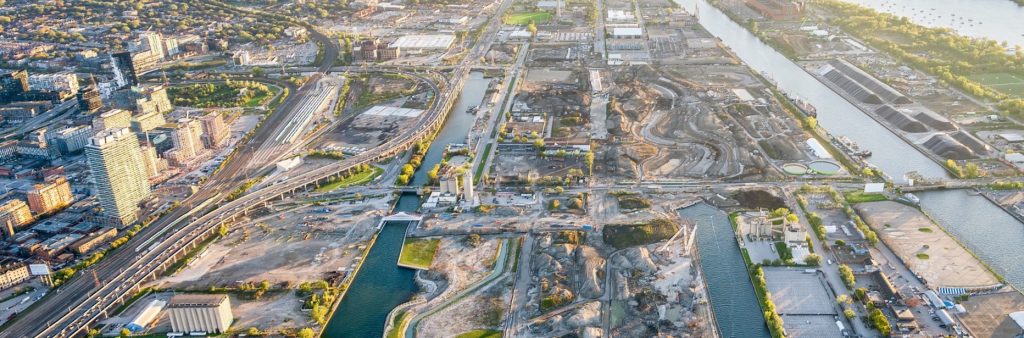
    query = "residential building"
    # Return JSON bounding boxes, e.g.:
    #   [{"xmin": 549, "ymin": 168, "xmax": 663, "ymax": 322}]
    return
[
  {"xmin": 26, "ymin": 176, "xmax": 73, "ymax": 215},
  {"xmin": 138, "ymin": 32, "xmax": 165, "ymax": 59},
  {"xmin": 110, "ymin": 52, "xmax": 139, "ymax": 88},
  {"xmin": 134, "ymin": 85, "xmax": 172, "ymax": 115},
  {"xmin": 77, "ymin": 84, "xmax": 103, "ymax": 112},
  {"xmin": 16, "ymin": 129, "xmax": 58, "ymax": 160},
  {"xmin": 167, "ymin": 294, "xmax": 233, "ymax": 334},
  {"xmin": 0, "ymin": 140, "xmax": 16, "ymax": 161},
  {"xmin": 139, "ymin": 144, "xmax": 167, "ymax": 179},
  {"xmin": 199, "ymin": 112, "xmax": 228, "ymax": 148},
  {"xmin": 170, "ymin": 117, "xmax": 204, "ymax": 160},
  {"xmin": 0, "ymin": 259, "xmax": 30, "ymax": 290},
  {"xmin": 28, "ymin": 72, "xmax": 79, "ymax": 97},
  {"xmin": 0, "ymin": 70, "xmax": 29, "ymax": 103},
  {"xmin": 85, "ymin": 128, "xmax": 151, "ymax": 226},
  {"xmin": 70, "ymin": 227, "xmax": 117, "ymax": 254},
  {"xmin": 131, "ymin": 109, "xmax": 167, "ymax": 133},
  {"xmin": 53, "ymin": 125, "xmax": 93, "ymax": 155},
  {"xmin": 92, "ymin": 109, "xmax": 132, "ymax": 130},
  {"xmin": 0, "ymin": 199, "xmax": 35, "ymax": 231}
]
